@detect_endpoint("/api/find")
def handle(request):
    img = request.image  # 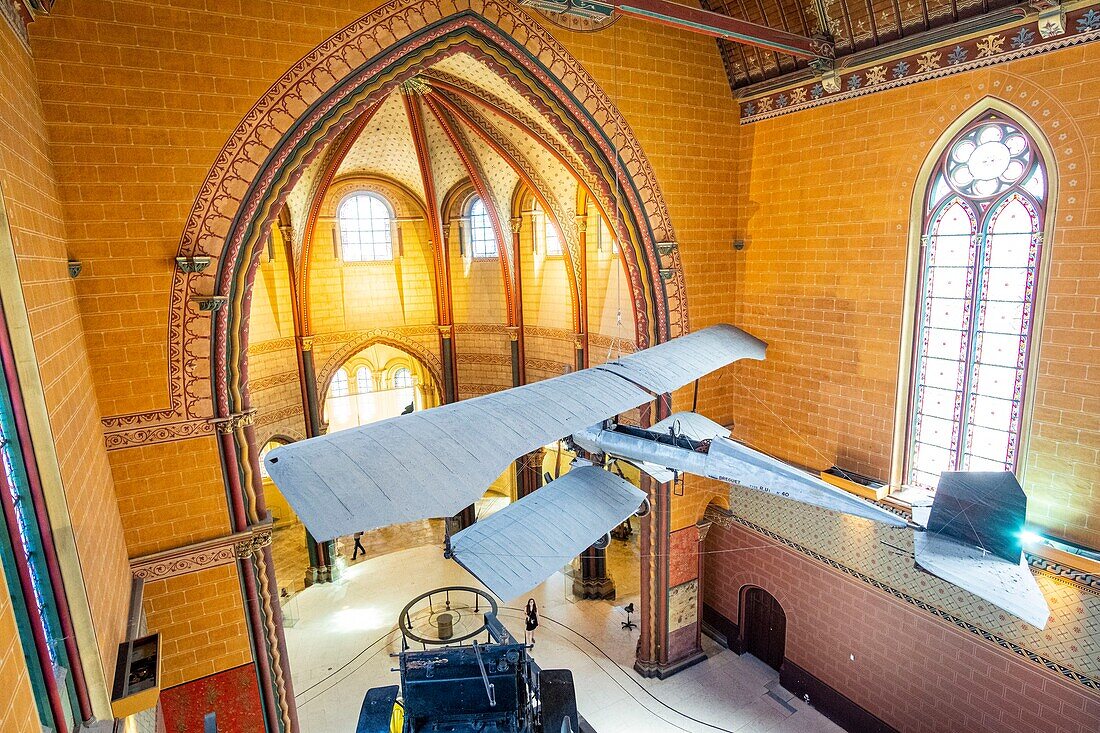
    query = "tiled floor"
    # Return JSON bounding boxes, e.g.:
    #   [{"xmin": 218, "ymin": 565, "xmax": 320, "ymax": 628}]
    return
[{"xmin": 284, "ymin": 544, "xmax": 841, "ymax": 733}]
